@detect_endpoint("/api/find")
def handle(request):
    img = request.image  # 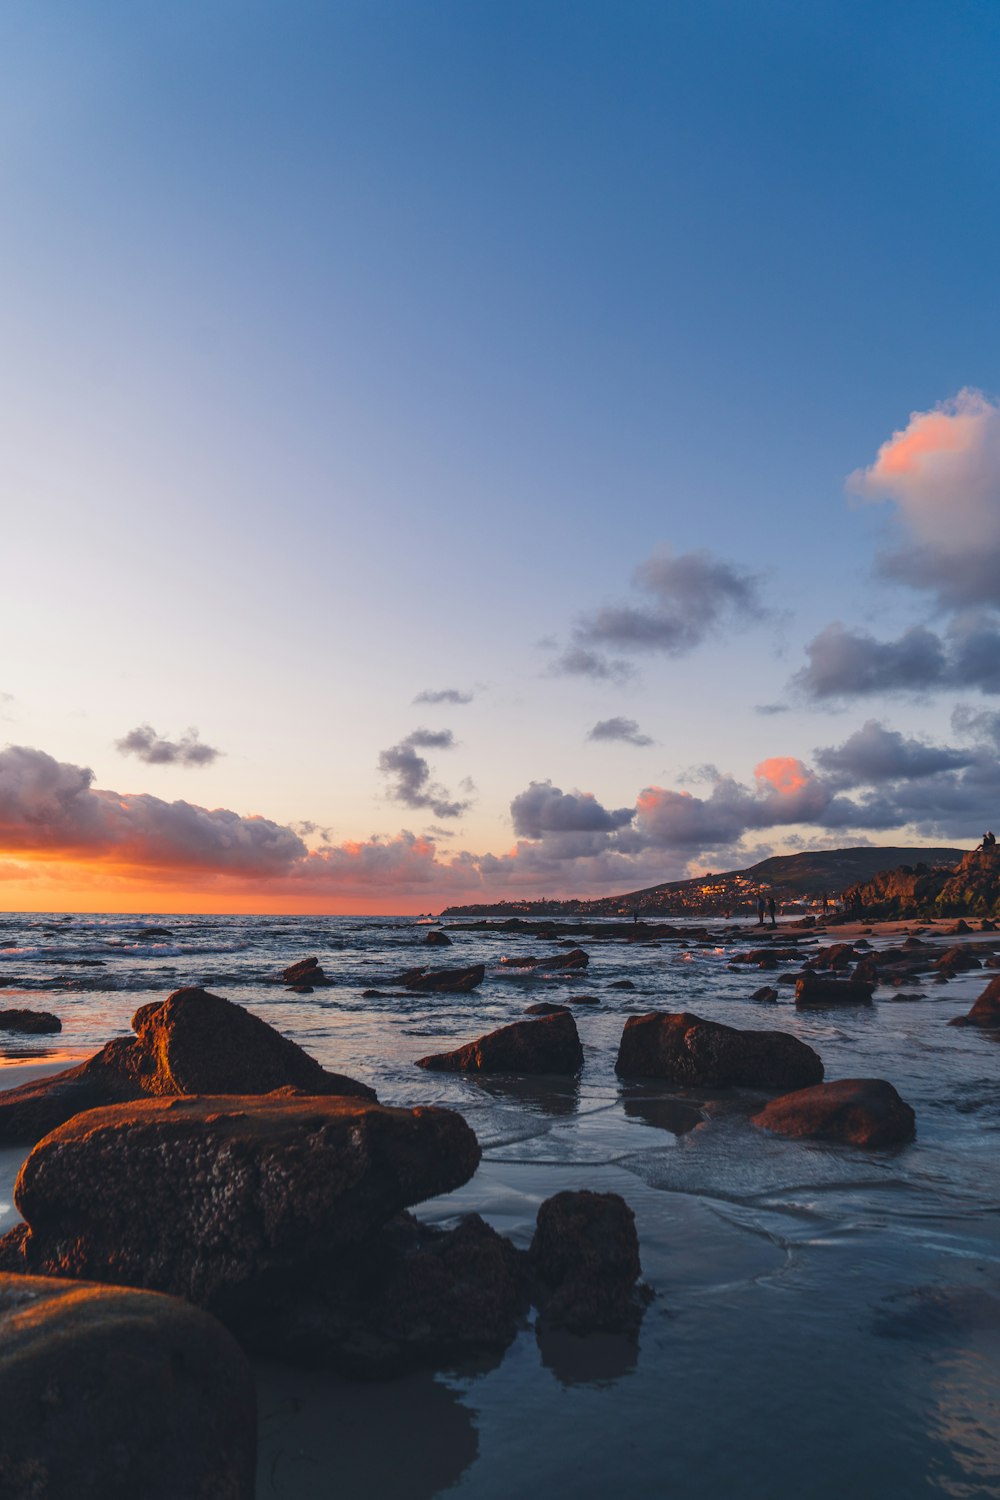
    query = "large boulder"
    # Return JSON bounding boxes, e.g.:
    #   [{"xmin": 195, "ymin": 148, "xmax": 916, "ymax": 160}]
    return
[
  {"xmin": 794, "ymin": 970, "xmax": 874, "ymax": 1008},
  {"xmin": 422, "ymin": 929, "xmax": 452, "ymax": 947},
  {"xmin": 0, "ymin": 1273, "xmax": 256, "ymax": 1499},
  {"xmin": 238, "ymin": 1210, "xmax": 529, "ymax": 1377},
  {"xmin": 0, "ymin": 1008, "xmax": 61, "ymax": 1034},
  {"xmin": 949, "ymin": 974, "xmax": 1000, "ymax": 1027},
  {"xmin": 615, "ymin": 1012, "xmax": 823, "ymax": 1091},
  {"xmin": 751, "ymin": 1078, "xmax": 916, "ymax": 1147},
  {"xmin": 416, "ymin": 1013, "xmax": 584, "ymax": 1075},
  {"xmin": 529, "ymin": 1190, "xmax": 648, "ymax": 1335},
  {"xmin": 0, "ymin": 988, "xmax": 374, "ymax": 1143},
  {"xmin": 1, "ymin": 1093, "xmax": 480, "ymax": 1318}
]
